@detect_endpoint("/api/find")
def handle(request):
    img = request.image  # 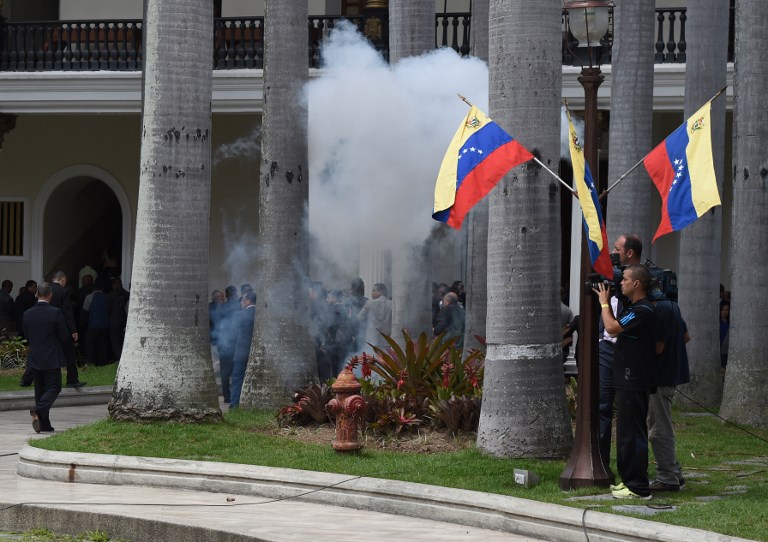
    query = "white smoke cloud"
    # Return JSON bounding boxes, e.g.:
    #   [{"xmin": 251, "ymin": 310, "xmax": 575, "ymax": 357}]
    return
[
  {"xmin": 214, "ymin": 128, "xmax": 262, "ymax": 167},
  {"xmin": 306, "ymin": 22, "xmax": 489, "ymax": 285}
]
